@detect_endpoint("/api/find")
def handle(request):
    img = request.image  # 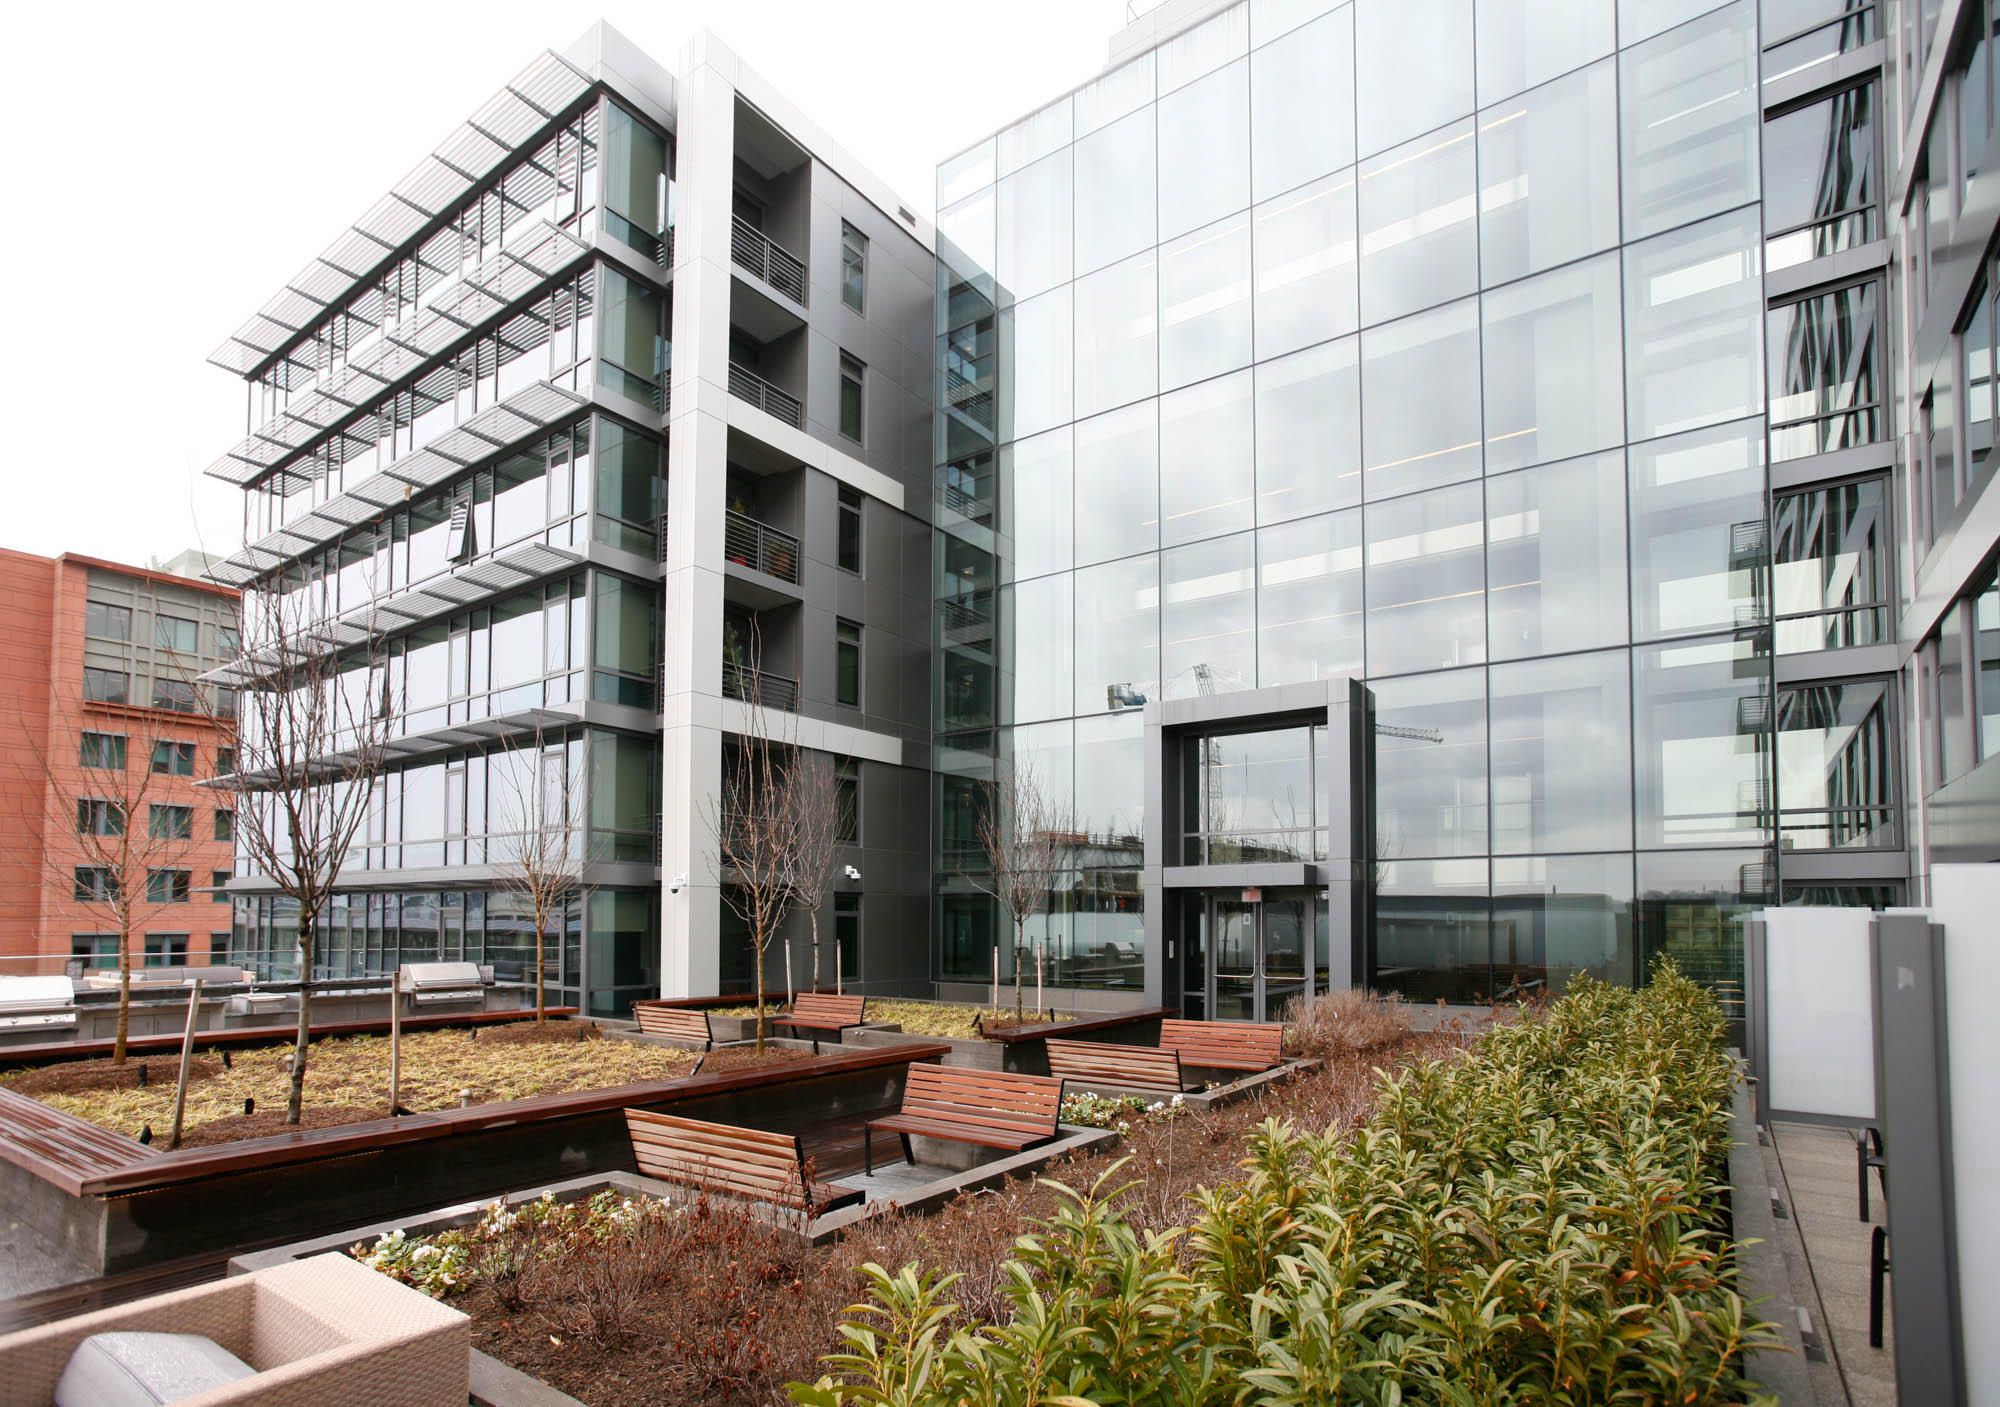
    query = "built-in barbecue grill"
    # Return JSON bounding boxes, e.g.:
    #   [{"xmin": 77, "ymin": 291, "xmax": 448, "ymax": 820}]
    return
[
  {"xmin": 400, "ymin": 961, "xmax": 487, "ymax": 1007},
  {"xmin": 0, "ymin": 976, "xmax": 78, "ymax": 1034}
]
